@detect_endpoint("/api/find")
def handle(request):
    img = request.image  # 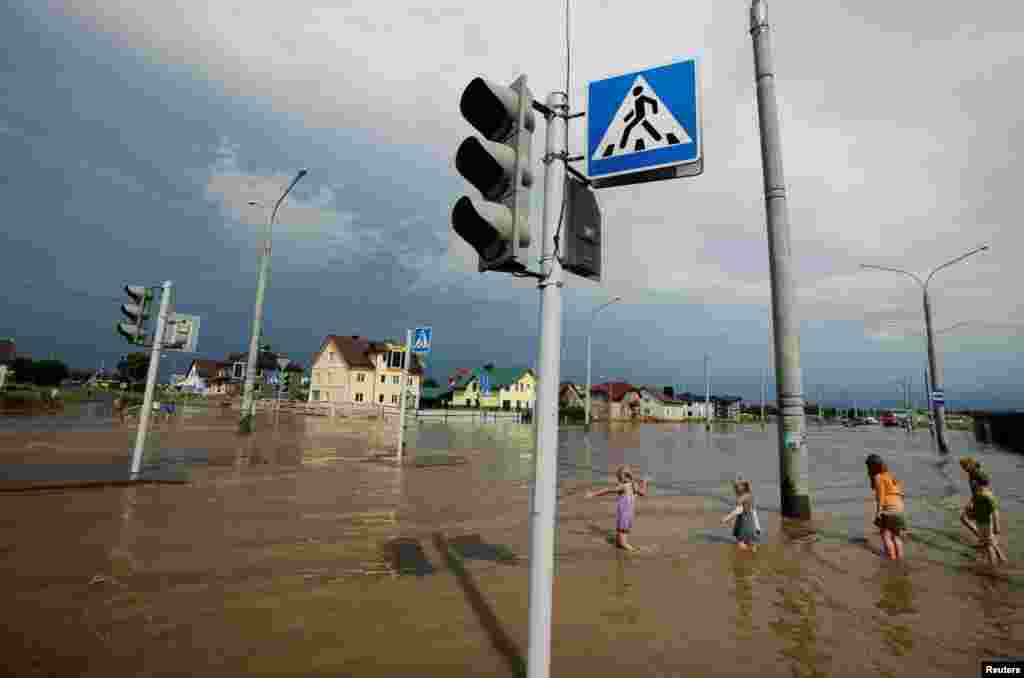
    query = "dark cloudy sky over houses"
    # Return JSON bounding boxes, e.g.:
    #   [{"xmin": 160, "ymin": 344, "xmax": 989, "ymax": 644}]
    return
[{"xmin": 2, "ymin": 1, "xmax": 1022, "ymax": 408}]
